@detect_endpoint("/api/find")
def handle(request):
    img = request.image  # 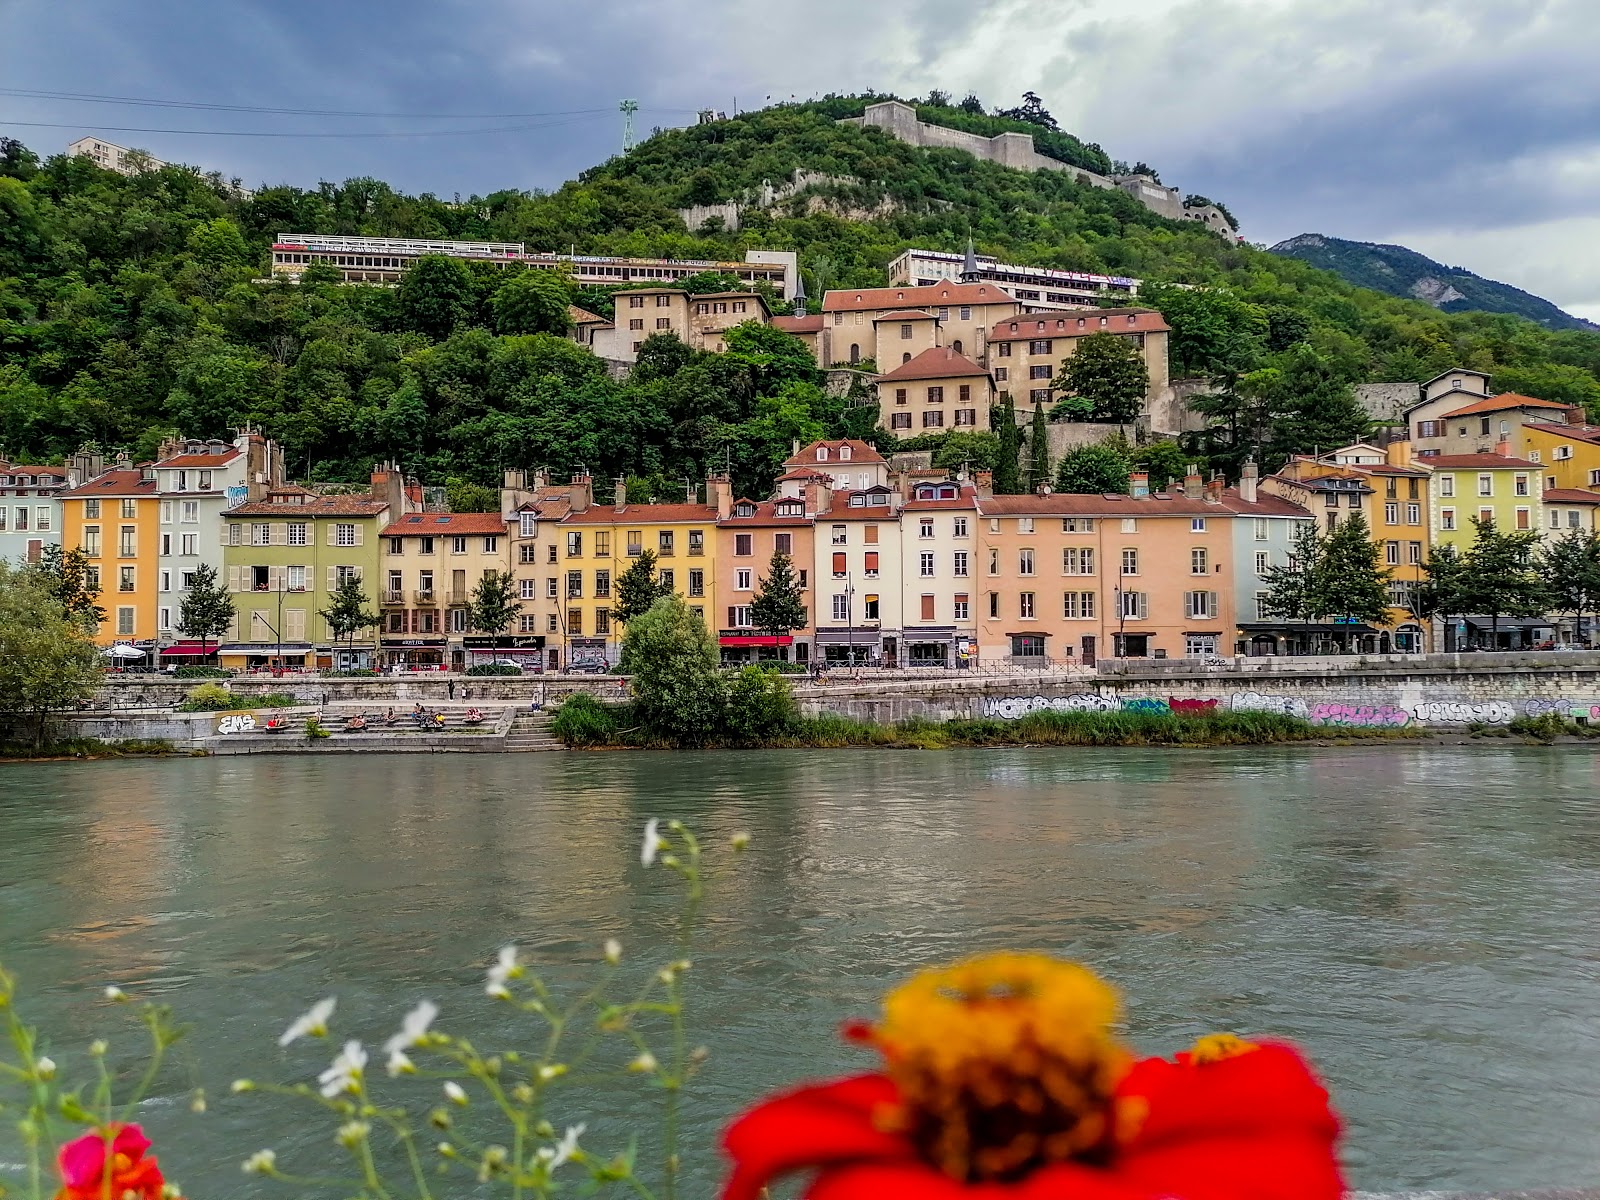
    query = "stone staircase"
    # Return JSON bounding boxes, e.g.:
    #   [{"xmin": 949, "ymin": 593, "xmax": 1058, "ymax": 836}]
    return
[{"xmin": 504, "ymin": 711, "xmax": 565, "ymax": 752}]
